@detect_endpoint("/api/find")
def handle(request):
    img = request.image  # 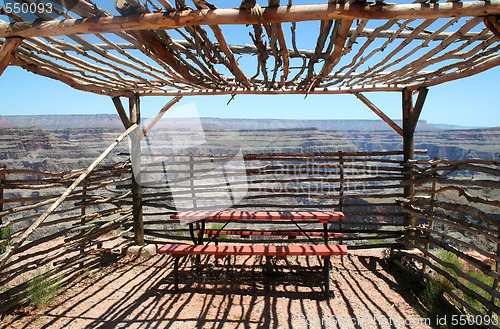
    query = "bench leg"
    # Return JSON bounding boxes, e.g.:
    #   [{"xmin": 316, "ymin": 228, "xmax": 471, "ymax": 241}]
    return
[
  {"xmin": 174, "ymin": 256, "xmax": 179, "ymax": 292},
  {"xmin": 195, "ymin": 255, "xmax": 201, "ymax": 276},
  {"xmin": 324, "ymin": 258, "xmax": 330, "ymax": 298}
]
